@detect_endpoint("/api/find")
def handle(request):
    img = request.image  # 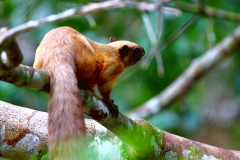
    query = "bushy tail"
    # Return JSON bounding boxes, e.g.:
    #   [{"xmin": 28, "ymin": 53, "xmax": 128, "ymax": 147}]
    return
[{"xmin": 47, "ymin": 55, "xmax": 88, "ymax": 159}]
